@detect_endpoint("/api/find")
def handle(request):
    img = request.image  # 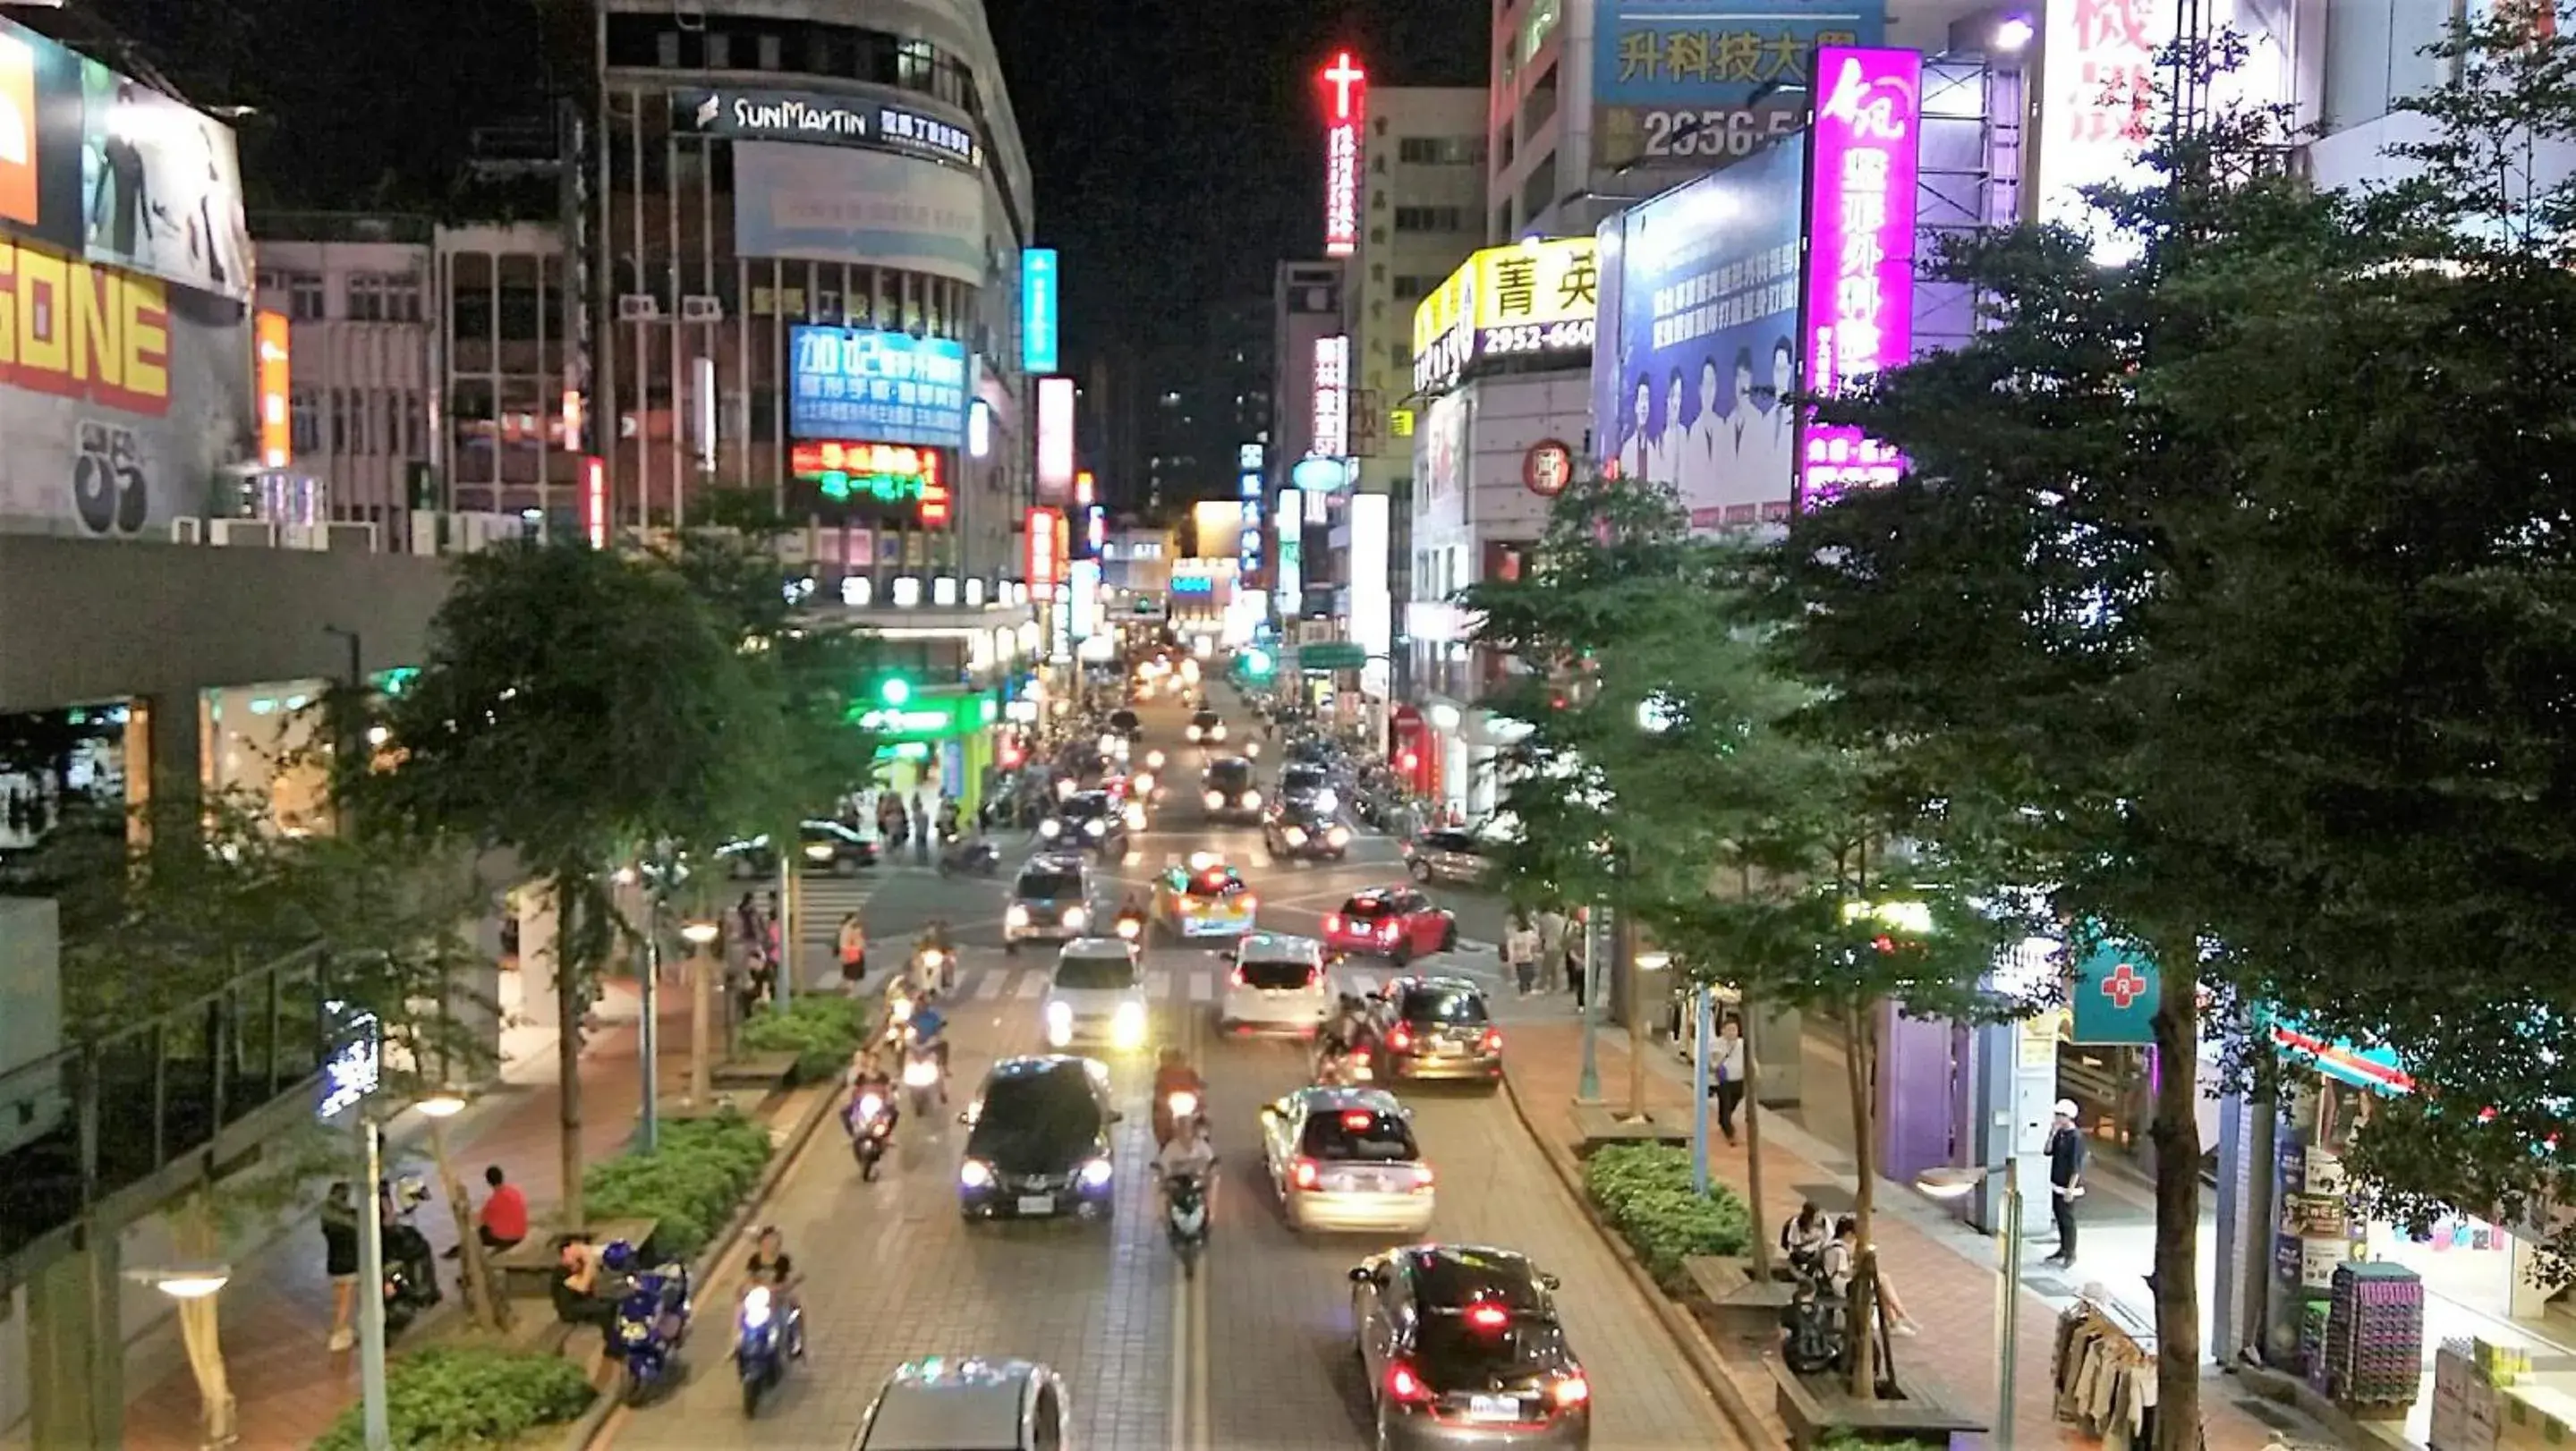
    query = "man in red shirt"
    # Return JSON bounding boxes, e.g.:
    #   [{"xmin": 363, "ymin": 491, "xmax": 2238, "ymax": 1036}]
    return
[{"xmin": 477, "ymin": 1165, "xmax": 528, "ymax": 1252}]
